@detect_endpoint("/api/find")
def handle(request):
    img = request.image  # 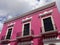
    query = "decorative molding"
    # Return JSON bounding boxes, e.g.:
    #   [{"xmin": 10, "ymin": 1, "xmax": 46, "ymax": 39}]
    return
[
  {"xmin": 39, "ymin": 10, "xmax": 53, "ymax": 17},
  {"xmin": 8, "ymin": 22, "xmax": 16, "ymax": 26},
  {"xmin": 43, "ymin": 38, "xmax": 60, "ymax": 44},
  {"xmin": 22, "ymin": 17, "xmax": 32, "ymax": 22},
  {"xmin": 17, "ymin": 41, "xmax": 33, "ymax": 45},
  {"xmin": 4, "ymin": 2, "xmax": 55, "ymax": 23}
]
